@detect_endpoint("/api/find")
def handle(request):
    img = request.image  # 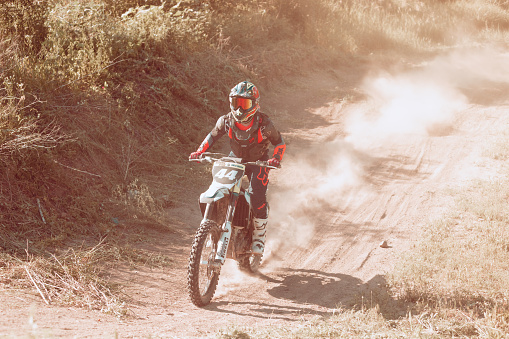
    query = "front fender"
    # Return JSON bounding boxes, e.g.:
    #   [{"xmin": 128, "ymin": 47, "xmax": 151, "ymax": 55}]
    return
[{"xmin": 200, "ymin": 182, "xmax": 231, "ymax": 204}]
